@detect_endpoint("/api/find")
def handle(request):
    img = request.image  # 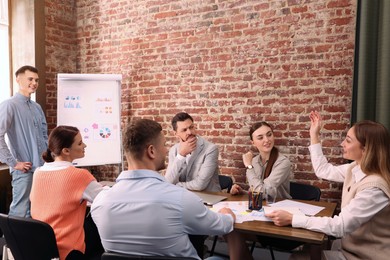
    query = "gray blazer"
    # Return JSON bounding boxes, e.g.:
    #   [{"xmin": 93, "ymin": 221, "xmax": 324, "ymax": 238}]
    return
[
  {"xmin": 246, "ymin": 153, "xmax": 292, "ymax": 199},
  {"xmin": 165, "ymin": 136, "xmax": 221, "ymax": 192}
]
